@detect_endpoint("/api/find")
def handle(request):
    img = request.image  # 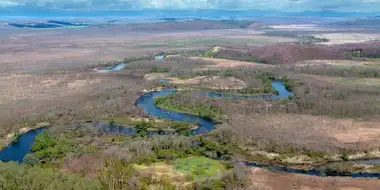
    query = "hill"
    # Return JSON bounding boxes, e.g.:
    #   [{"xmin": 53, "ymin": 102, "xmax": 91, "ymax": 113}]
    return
[{"xmin": 328, "ymin": 19, "xmax": 380, "ymax": 27}]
